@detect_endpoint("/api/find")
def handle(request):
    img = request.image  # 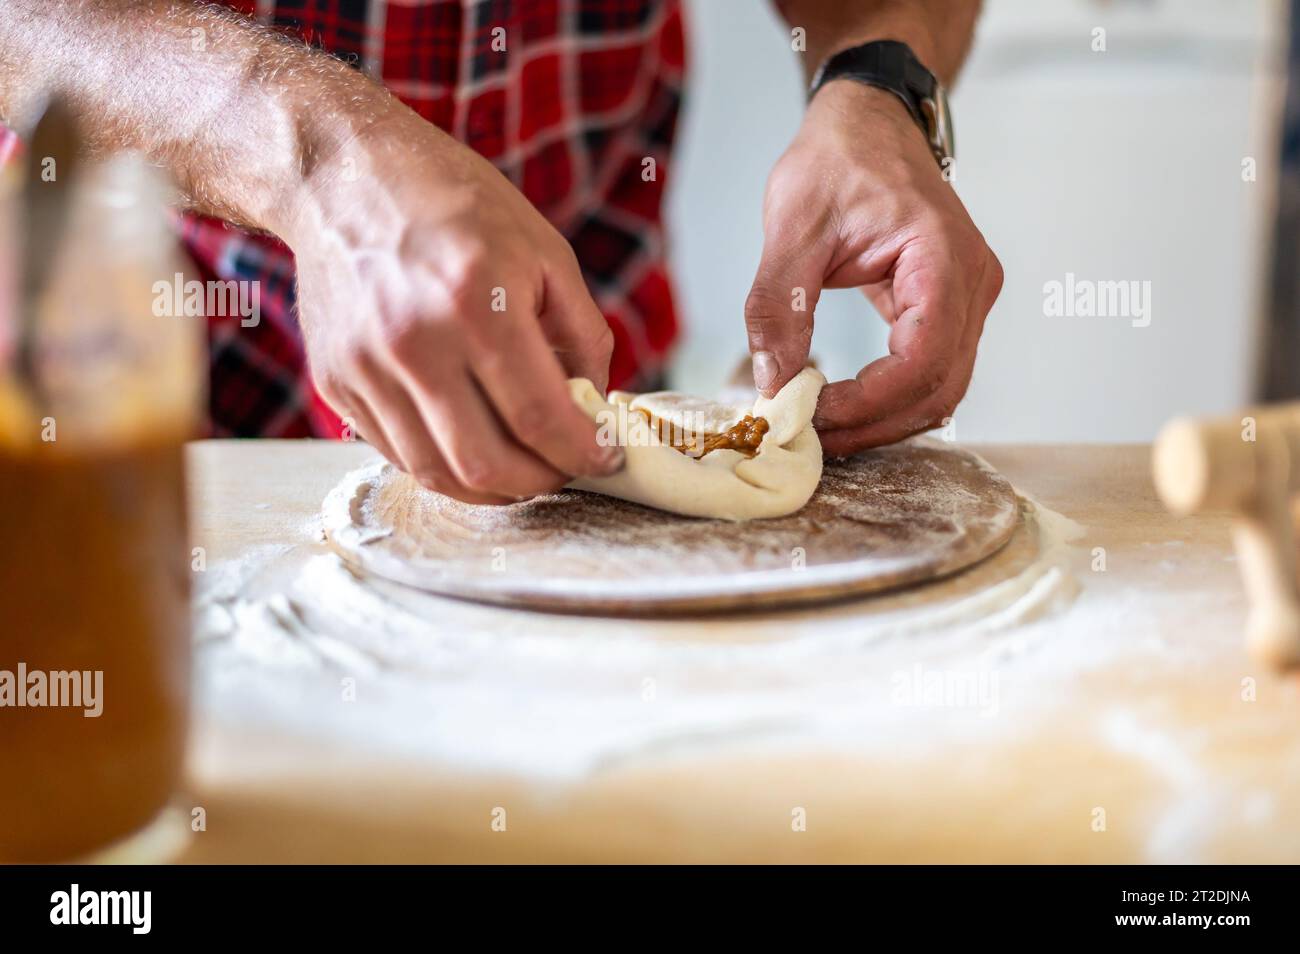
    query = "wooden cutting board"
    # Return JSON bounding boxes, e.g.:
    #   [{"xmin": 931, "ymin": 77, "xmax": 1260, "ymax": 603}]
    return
[
  {"xmin": 322, "ymin": 438, "xmax": 1021, "ymax": 614},
  {"xmin": 187, "ymin": 442, "xmax": 1300, "ymax": 863}
]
